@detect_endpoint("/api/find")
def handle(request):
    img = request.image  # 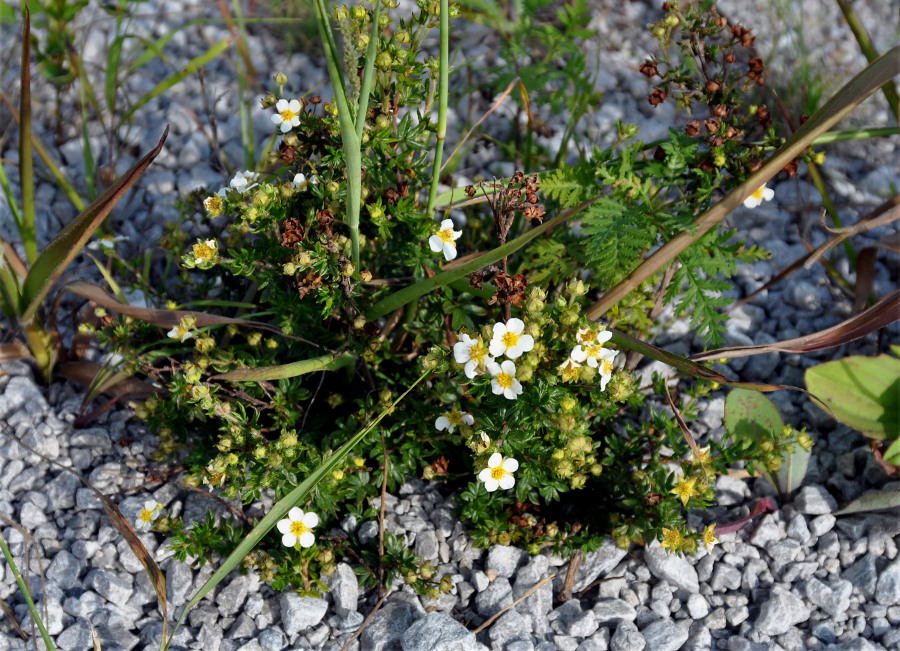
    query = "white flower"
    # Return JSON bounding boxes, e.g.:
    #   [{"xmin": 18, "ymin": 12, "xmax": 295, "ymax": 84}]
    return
[
  {"xmin": 489, "ymin": 318, "xmax": 535, "ymax": 360},
  {"xmin": 191, "ymin": 239, "xmax": 219, "ymax": 267},
  {"xmin": 136, "ymin": 500, "xmax": 162, "ymax": 532},
  {"xmin": 743, "ymin": 183, "xmax": 774, "ymax": 209},
  {"xmin": 453, "ymin": 333, "xmax": 493, "ymax": 379},
  {"xmin": 435, "ymin": 408, "xmax": 474, "ymax": 433},
  {"xmin": 167, "ymin": 323, "xmax": 194, "ymax": 343},
  {"xmin": 575, "ymin": 327, "xmax": 612, "ymax": 347},
  {"xmin": 570, "ymin": 341, "xmax": 611, "ymax": 369},
  {"xmin": 271, "ymin": 98, "xmax": 302, "ymax": 133},
  {"xmin": 428, "ymin": 219, "xmax": 462, "ymax": 261},
  {"xmin": 230, "ymin": 170, "xmax": 259, "ymax": 194},
  {"xmin": 87, "ymin": 234, "xmax": 128, "ymax": 252},
  {"xmin": 276, "ymin": 506, "xmax": 319, "ymax": 548},
  {"xmin": 596, "ymin": 348, "xmax": 618, "ymax": 391},
  {"xmin": 478, "ymin": 452, "xmax": 518, "ymax": 492},
  {"xmin": 558, "ymin": 356, "xmax": 582, "ymax": 383},
  {"xmin": 291, "ymin": 173, "xmax": 308, "ymax": 190},
  {"xmin": 487, "ymin": 359, "xmax": 523, "ymax": 400}
]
